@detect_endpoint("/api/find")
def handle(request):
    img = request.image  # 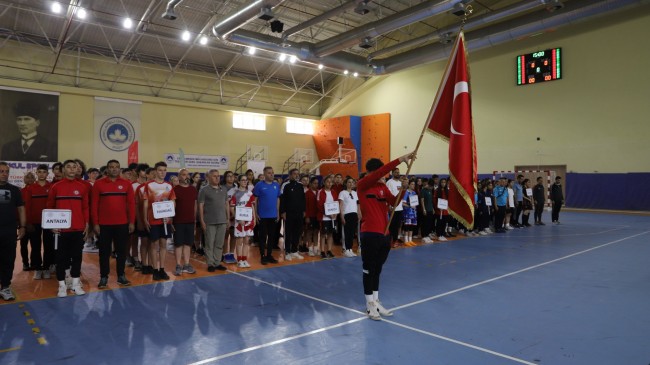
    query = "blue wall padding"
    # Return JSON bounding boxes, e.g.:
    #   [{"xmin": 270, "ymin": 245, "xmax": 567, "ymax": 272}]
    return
[
  {"xmin": 565, "ymin": 173, "xmax": 650, "ymax": 211},
  {"xmin": 349, "ymin": 116, "xmax": 362, "ymax": 173}
]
